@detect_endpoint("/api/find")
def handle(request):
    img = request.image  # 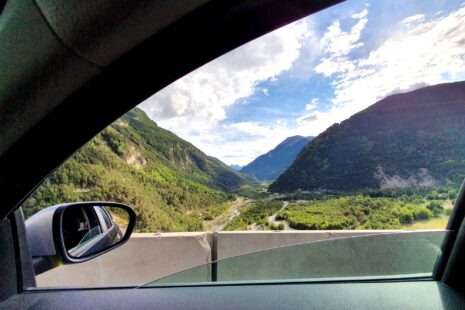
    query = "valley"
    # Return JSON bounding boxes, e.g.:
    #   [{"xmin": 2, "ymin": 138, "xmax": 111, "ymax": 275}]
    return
[
  {"xmin": 21, "ymin": 81, "xmax": 465, "ymax": 233},
  {"xmin": 202, "ymin": 197, "xmax": 251, "ymax": 232},
  {"xmin": 205, "ymin": 186, "xmax": 456, "ymax": 232}
]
